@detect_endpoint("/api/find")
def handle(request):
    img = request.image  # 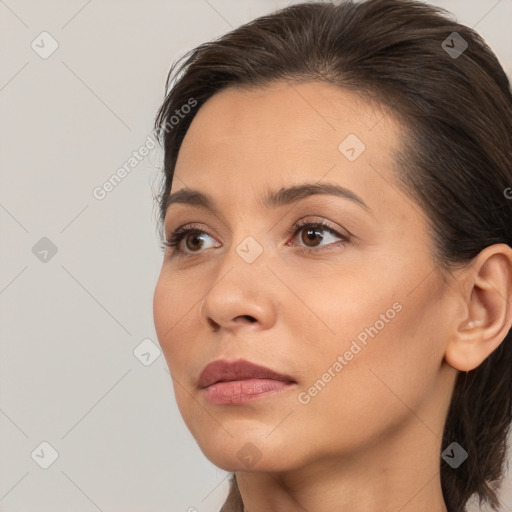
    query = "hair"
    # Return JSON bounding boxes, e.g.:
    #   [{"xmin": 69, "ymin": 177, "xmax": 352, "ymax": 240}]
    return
[{"xmin": 153, "ymin": 1, "xmax": 512, "ymax": 510}]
